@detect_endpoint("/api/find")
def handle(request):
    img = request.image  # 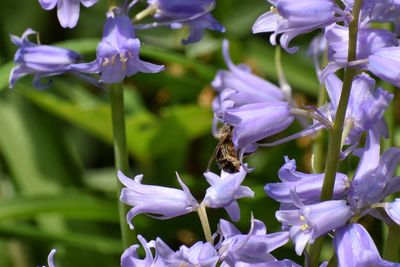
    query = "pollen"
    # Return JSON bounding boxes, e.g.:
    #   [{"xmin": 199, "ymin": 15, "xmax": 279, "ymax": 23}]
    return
[
  {"xmin": 110, "ymin": 54, "xmax": 117, "ymax": 65},
  {"xmin": 270, "ymin": 6, "xmax": 278, "ymax": 13},
  {"xmin": 102, "ymin": 57, "xmax": 110, "ymax": 67},
  {"xmin": 301, "ymin": 223, "xmax": 309, "ymax": 231},
  {"xmin": 120, "ymin": 53, "xmax": 128, "ymax": 72}
]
